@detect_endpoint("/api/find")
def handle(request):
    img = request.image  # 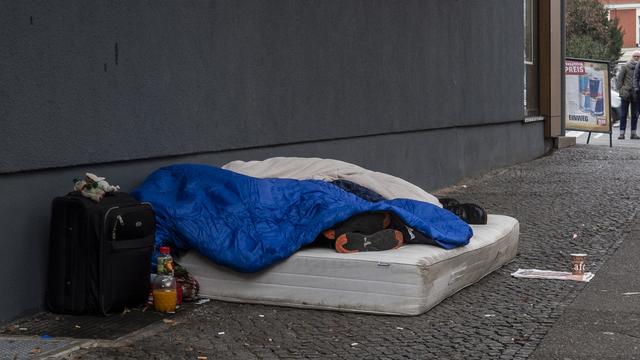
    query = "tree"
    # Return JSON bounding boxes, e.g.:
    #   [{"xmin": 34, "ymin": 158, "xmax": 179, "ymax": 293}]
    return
[{"xmin": 566, "ymin": 0, "xmax": 623, "ymax": 66}]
